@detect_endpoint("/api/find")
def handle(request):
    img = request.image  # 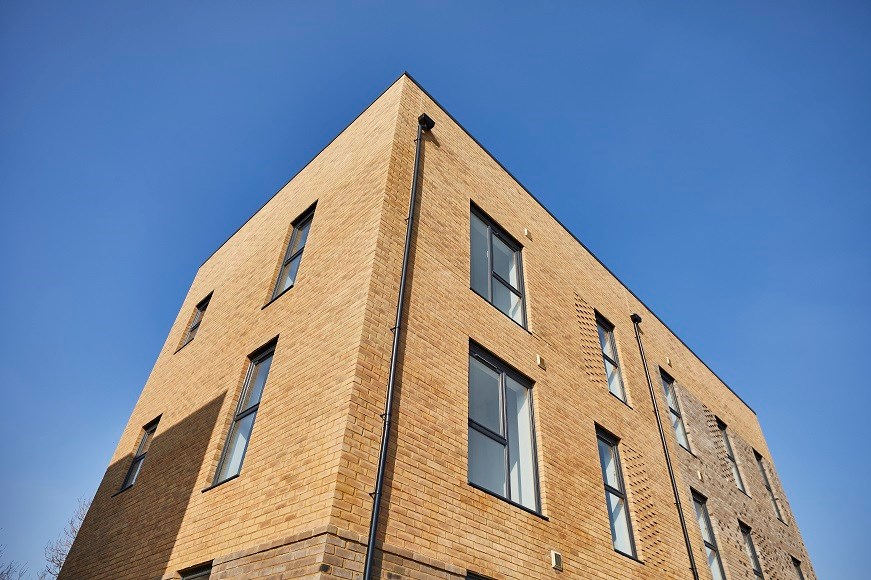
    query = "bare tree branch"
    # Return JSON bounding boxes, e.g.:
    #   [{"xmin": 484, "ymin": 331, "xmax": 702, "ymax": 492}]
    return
[
  {"xmin": 39, "ymin": 497, "xmax": 91, "ymax": 579},
  {"xmin": 0, "ymin": 545, "xmax": 28, "ymax": 580}
]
